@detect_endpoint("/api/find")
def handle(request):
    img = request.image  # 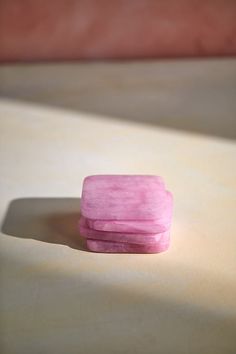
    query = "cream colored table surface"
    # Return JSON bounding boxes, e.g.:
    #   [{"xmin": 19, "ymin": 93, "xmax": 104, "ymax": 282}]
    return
[{"xmin": 0, "ymin": 60, "xmax": 236, "ymax": 354}]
